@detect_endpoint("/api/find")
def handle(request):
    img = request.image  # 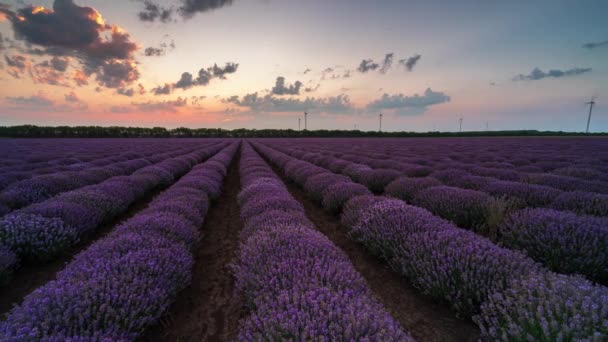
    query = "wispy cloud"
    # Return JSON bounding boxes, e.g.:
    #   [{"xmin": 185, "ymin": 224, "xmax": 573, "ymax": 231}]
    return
[
  {"xmin": 513, "ymin": 67, "xmax": 592, "ymax": 81},
  {"xmin": 582, "ymin": 40, "xmax": 608, "ymax": 49}
]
